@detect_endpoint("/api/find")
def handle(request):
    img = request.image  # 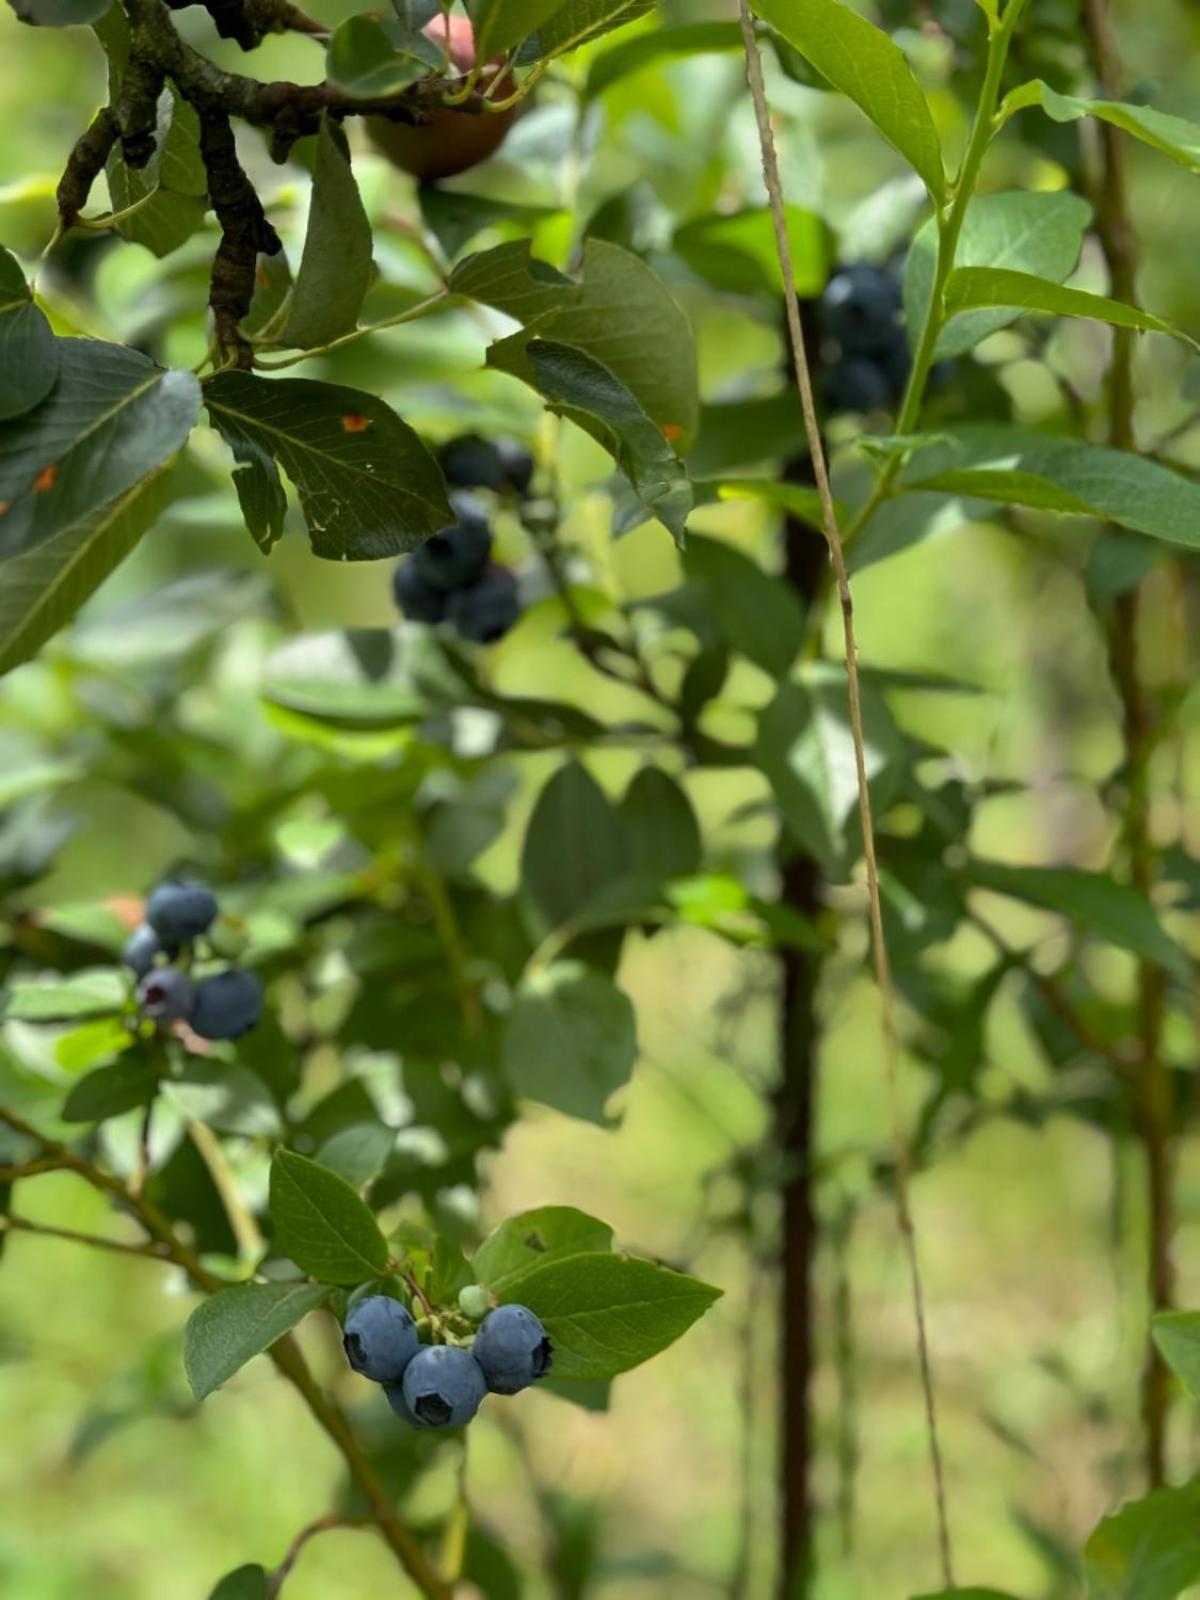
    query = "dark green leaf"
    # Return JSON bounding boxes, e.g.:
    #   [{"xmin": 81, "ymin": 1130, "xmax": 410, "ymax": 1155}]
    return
[
  {"xmin": 204, "ymin": 372, "xmax": 452, "ymax": 560},
  {"xmin": 62, "ymin": 1056, "xmax": 156, "ymax": 1123},
  {"xmin": 751, "ymin": 0, "xmax": 945, "ymax": 201},
  {"xmin": 526, "ymin": 0, "xmax": 654, "ymax": 59},
  {"xmin": 419, "ymin": 188, "xmax": 559, "ymax": 261},
  {"xmin": 1152, "ymin": 1312, "xmax": 1200, "ymax": 1397},
  {"xmin": 326, "ymin": 13, "xmax": 441, "ymax": 96},
  {"xmin": 473, "ymin": 0, "xmax": 566, "ymax": 57},
  {"xmin": 620, "ymin": 767, "xmax": 702, "ymax": 880},
  {"xmin": 0, "ymin": 246, "xmax": 58, "ymax": 420},
  {"xmin": 521, "ymin": 761, "xmax": 630, "ymax": 932},
  {"xmin": 316, "ymin": 1122, "xmax": 396, "ymax": 1189},
  {"xmin": 269, "ymin": 1147, "xmax": 389, "ymax": 1283},
  {"xmin": 503, "ymin": 961, "xmax": 637, "ymax": 1124},
  {"xmin": 184, "ymin": 1280, "xmax": 332, "ymax": 1401},
  {"xmin": 684, "ymin": 534, "xmax": 806, "ymax": 679},
  {"xmin": 474, "ymin": 1205, "xmax": 614, "ymax": 1295},
  {"xmin": 585, "ymin": 20, "xmax": 742, "ymax": 98},
  {"xmin": 507, "ymin": 1252, "xmax": 721, "ymax": 1379},
  {"xmin": 673, "ymin": 206, "xmax": 827, "ymax": 298},
  {"xmin": 208, "ymin": 1567, "xmax": 268, "ymax": 1600},
  {"xmin": 0, "ymin": 340, "xmax": 199, "ymax": 562},
  {"xmin": 967, "ymin": 860, "xmax": 1189, "ymax": 977},
  {"xmin": 281, "ymin": 117, "xmax": 374, "ymax": 350},
  {"xmin": 1084, "ymin": 1482, "xmax": 1200, "ymax": 1599}
]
